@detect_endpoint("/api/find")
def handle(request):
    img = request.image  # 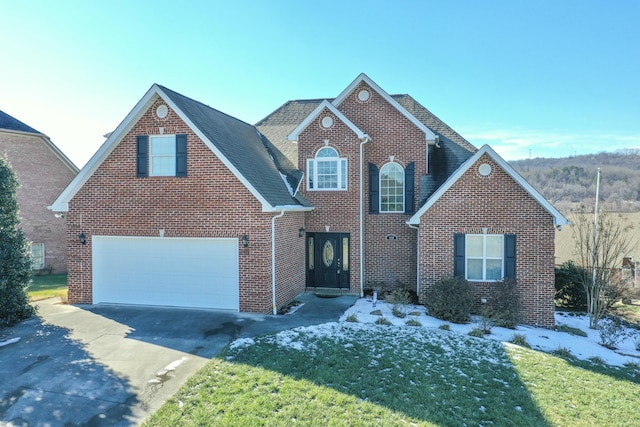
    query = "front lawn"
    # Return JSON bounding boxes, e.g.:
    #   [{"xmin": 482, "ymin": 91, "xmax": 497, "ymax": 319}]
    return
[
  {"xmin": 27, "ymin": 274, "xmax": 67, "ymax": 301},
  {"xmin": 144, "ymin": 323, "xmax": 640, "ymax": 426}
]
